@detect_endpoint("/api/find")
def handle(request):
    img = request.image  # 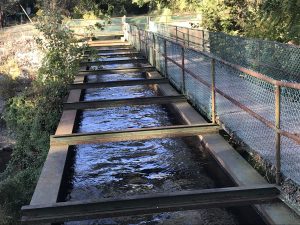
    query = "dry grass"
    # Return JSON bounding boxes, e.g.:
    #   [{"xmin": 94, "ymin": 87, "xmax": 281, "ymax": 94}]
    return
[{"xmin": 0, "ymin": 24, "xmax": 42, "ymax": 80}]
